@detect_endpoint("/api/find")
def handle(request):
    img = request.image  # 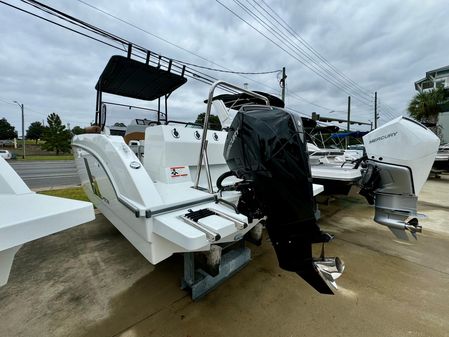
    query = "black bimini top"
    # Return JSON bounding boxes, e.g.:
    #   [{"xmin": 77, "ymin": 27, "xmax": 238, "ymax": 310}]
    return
[
  {"xmin": 206, "ymin": 91, "xmax": 285, "ymax": 109},
  {"xmin": 95, "ymin": 55, "xmax": 187, "ymax": 100}
]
